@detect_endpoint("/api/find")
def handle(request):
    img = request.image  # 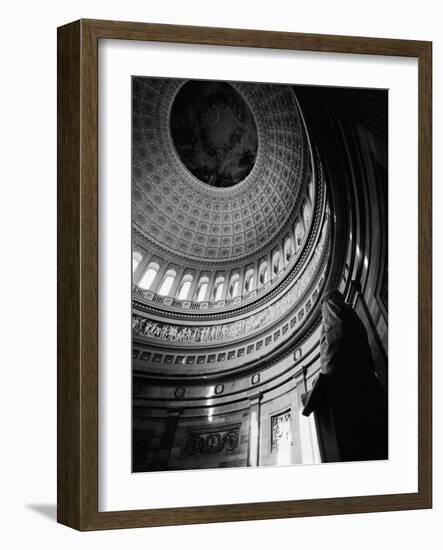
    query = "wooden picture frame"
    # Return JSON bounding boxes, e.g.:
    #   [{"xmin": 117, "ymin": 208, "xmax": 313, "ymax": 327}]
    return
[{"xmin": 57, "ymin": 19, "xmax": 432, "ymax": 530}]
